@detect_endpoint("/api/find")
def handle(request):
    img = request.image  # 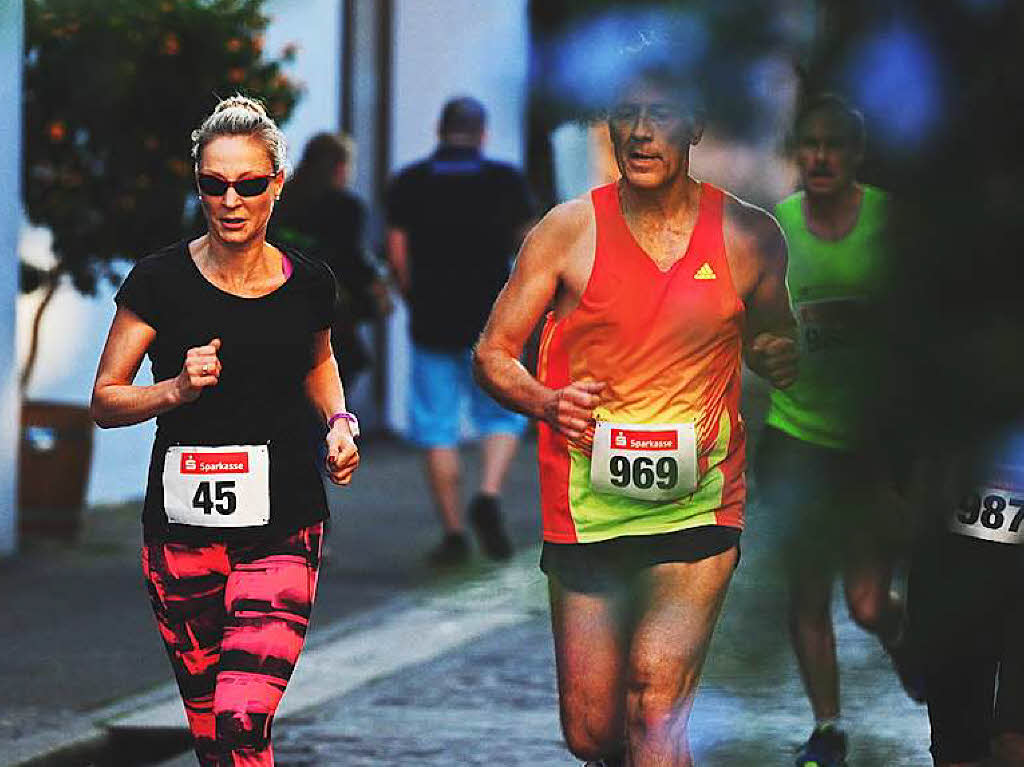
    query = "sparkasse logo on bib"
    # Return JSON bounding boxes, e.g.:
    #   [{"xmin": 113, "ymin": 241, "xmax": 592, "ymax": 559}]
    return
[
  {"xmin": 610, "ymin": 429, "xmax": 678, "ymax": 451},
  {"xmin": 180, "ymin": 452, "xmax": 250, "ymax": 474}
]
